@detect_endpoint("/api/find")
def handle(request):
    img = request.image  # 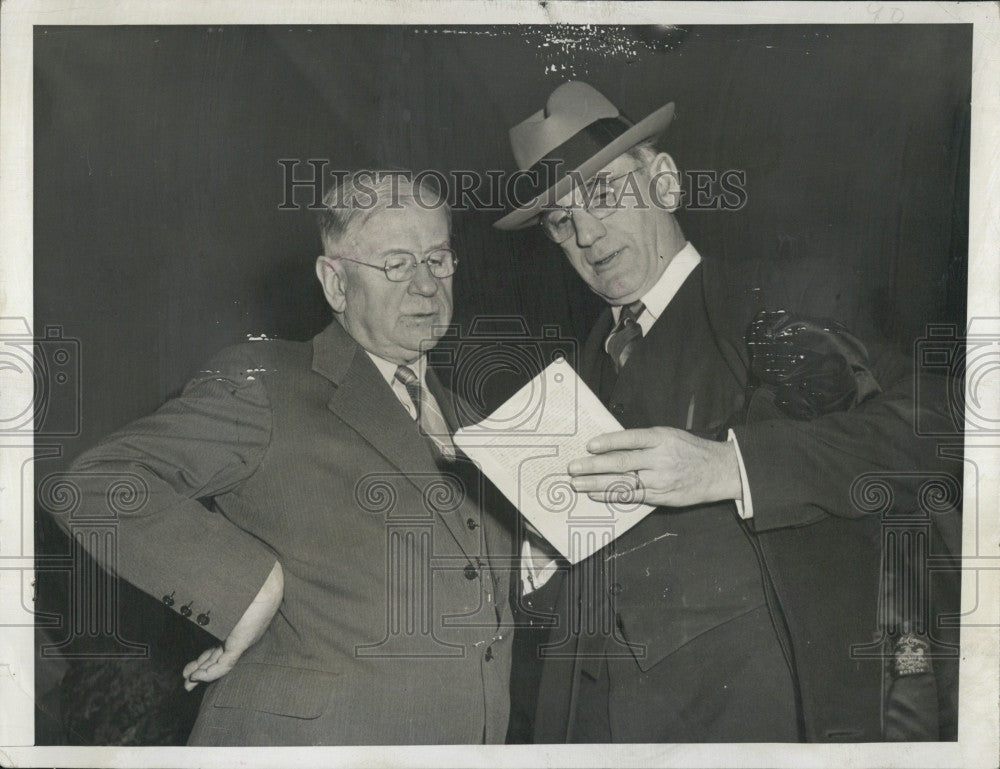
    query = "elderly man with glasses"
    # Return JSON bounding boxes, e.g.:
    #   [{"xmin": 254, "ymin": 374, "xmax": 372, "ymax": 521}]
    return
[
  {"xmin": 497, "ymin": 82, "xmax": 960, "ymax": 743},
  {"xmin": 48, "ymin": 173, "xmax": 515, "ymax": 745}
]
